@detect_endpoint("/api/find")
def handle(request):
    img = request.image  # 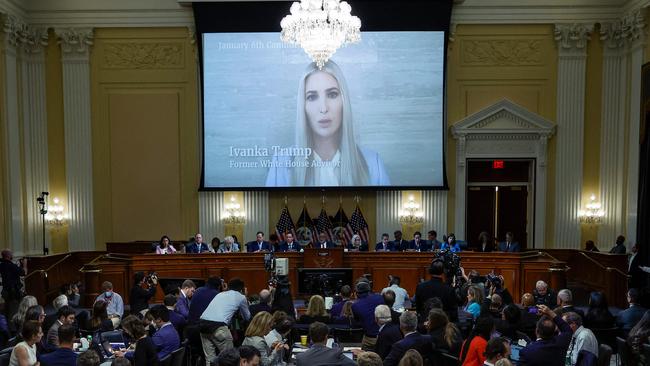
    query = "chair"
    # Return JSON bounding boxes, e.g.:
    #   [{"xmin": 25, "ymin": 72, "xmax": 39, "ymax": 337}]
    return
[
  {"xmin": 331, "ymin": 327, "xmax": 364, "ymax": 343},
  {"xmin": 615, "ymin": 336, "xmax": 631, "ymax": 366},
  {"xmin": 159, "ymin": 353, "xmax": 172, "ymax": 366},
  {"xmin": 0, "ymin": 352, "xmax": 9, "ymax": 366},
  {"xmin": 171, "ymin": 345, "xmax": 187, "ymax": 366},
  {"xmin": 643, "ymin": 344, "xmax": 650, "ymax": 366},
  {"xmin": 597, "ymin": 344, "xmax": 612, "ymax": 366},
  {"xmin": 592, "ymin": 327, "xmax": 619, "ymax": 353}
]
